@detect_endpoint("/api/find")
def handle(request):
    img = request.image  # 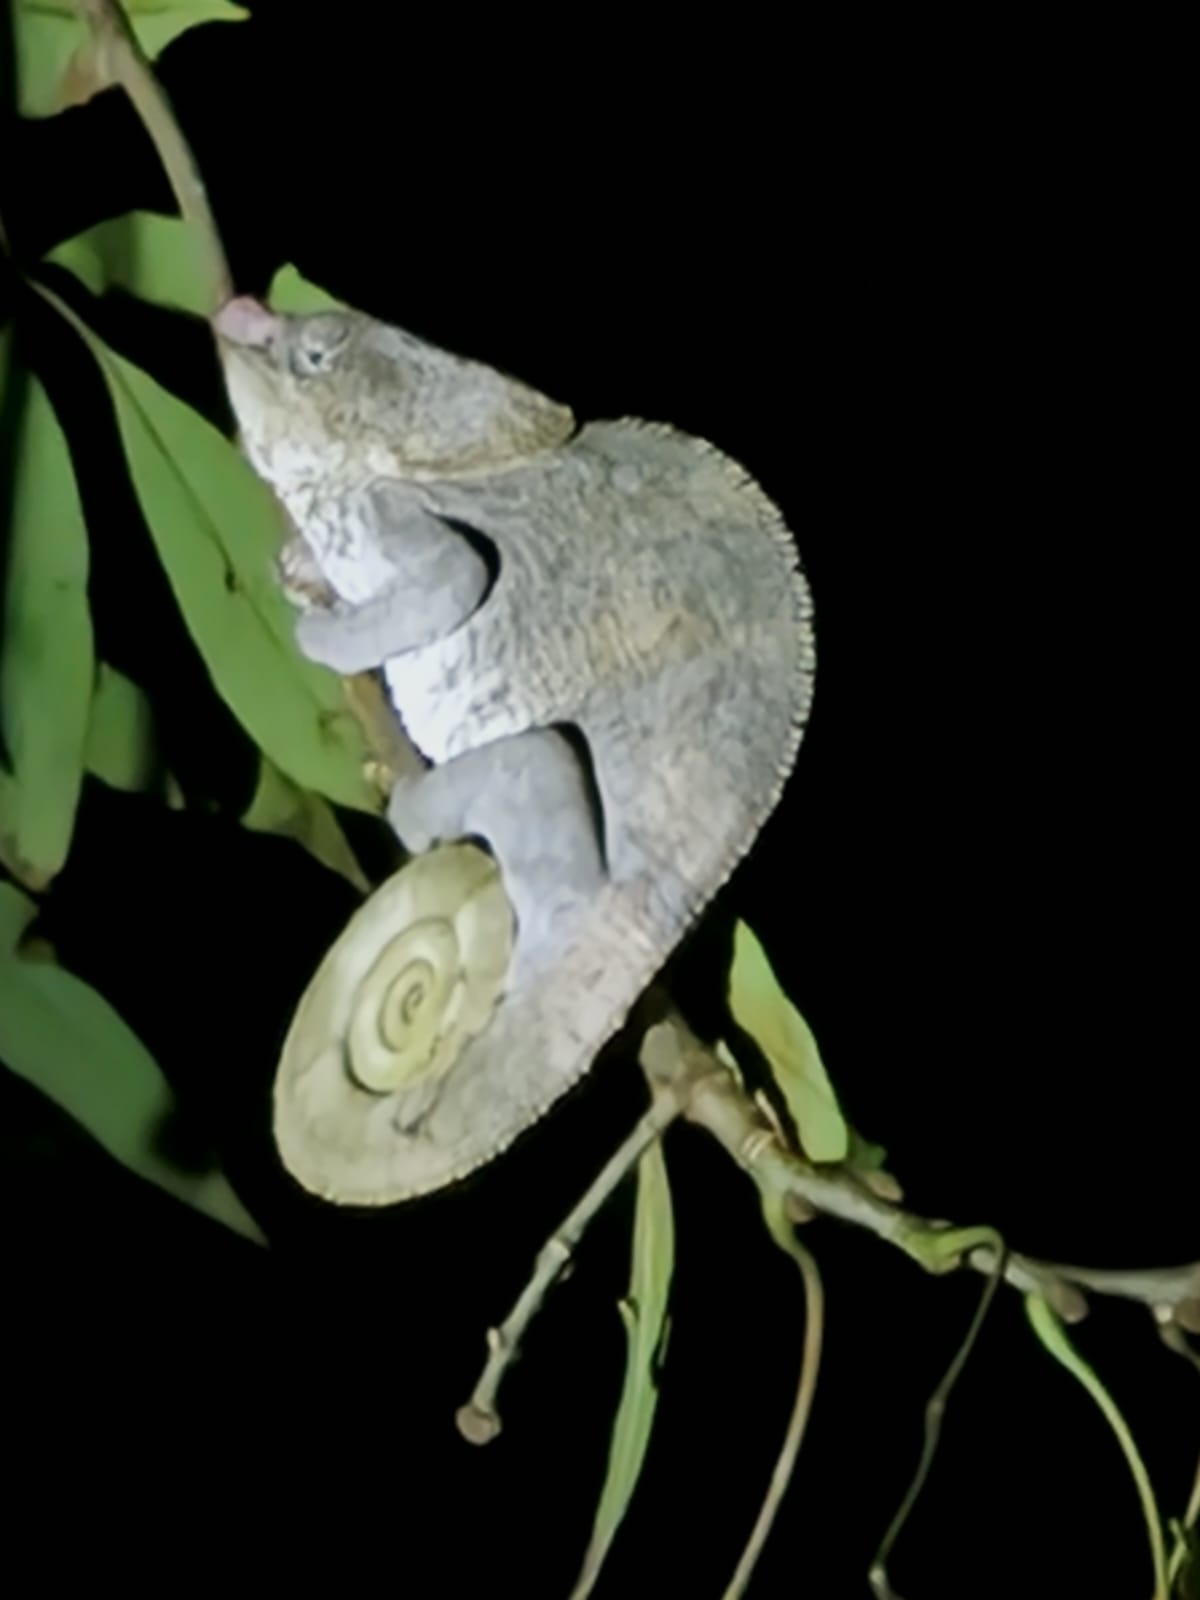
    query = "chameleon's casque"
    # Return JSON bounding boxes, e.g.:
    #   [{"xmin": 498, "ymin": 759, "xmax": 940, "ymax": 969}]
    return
[{"xmin": 215, "ymin": 296, "xmax": 815, "ymax": 1203}]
